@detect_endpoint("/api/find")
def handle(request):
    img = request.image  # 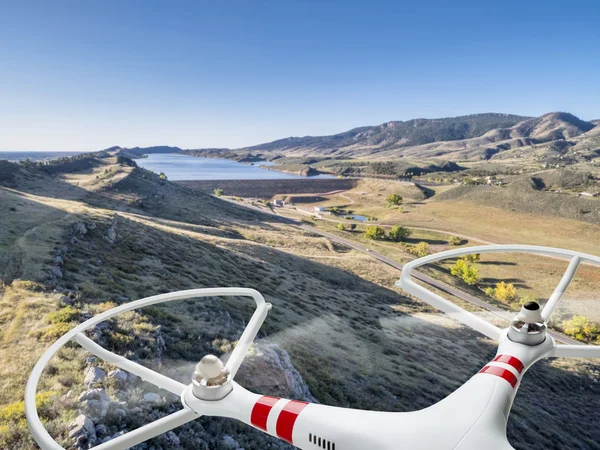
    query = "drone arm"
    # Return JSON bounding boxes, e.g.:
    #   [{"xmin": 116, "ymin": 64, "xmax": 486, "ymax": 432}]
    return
[
  {"xmin": 541, "ymin": 256, "xmax": 581, "ymax": 321},
  {"xmin": 74, "ymin": 332, "xmax": 187, "ymax": 395},
  {"xmin": 92, "ymin": 408, "xmax": 198, "ymax": 450},
  {"xmin": 548, "ymin": 344, "xmax": 600, "ymax": 358}
]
